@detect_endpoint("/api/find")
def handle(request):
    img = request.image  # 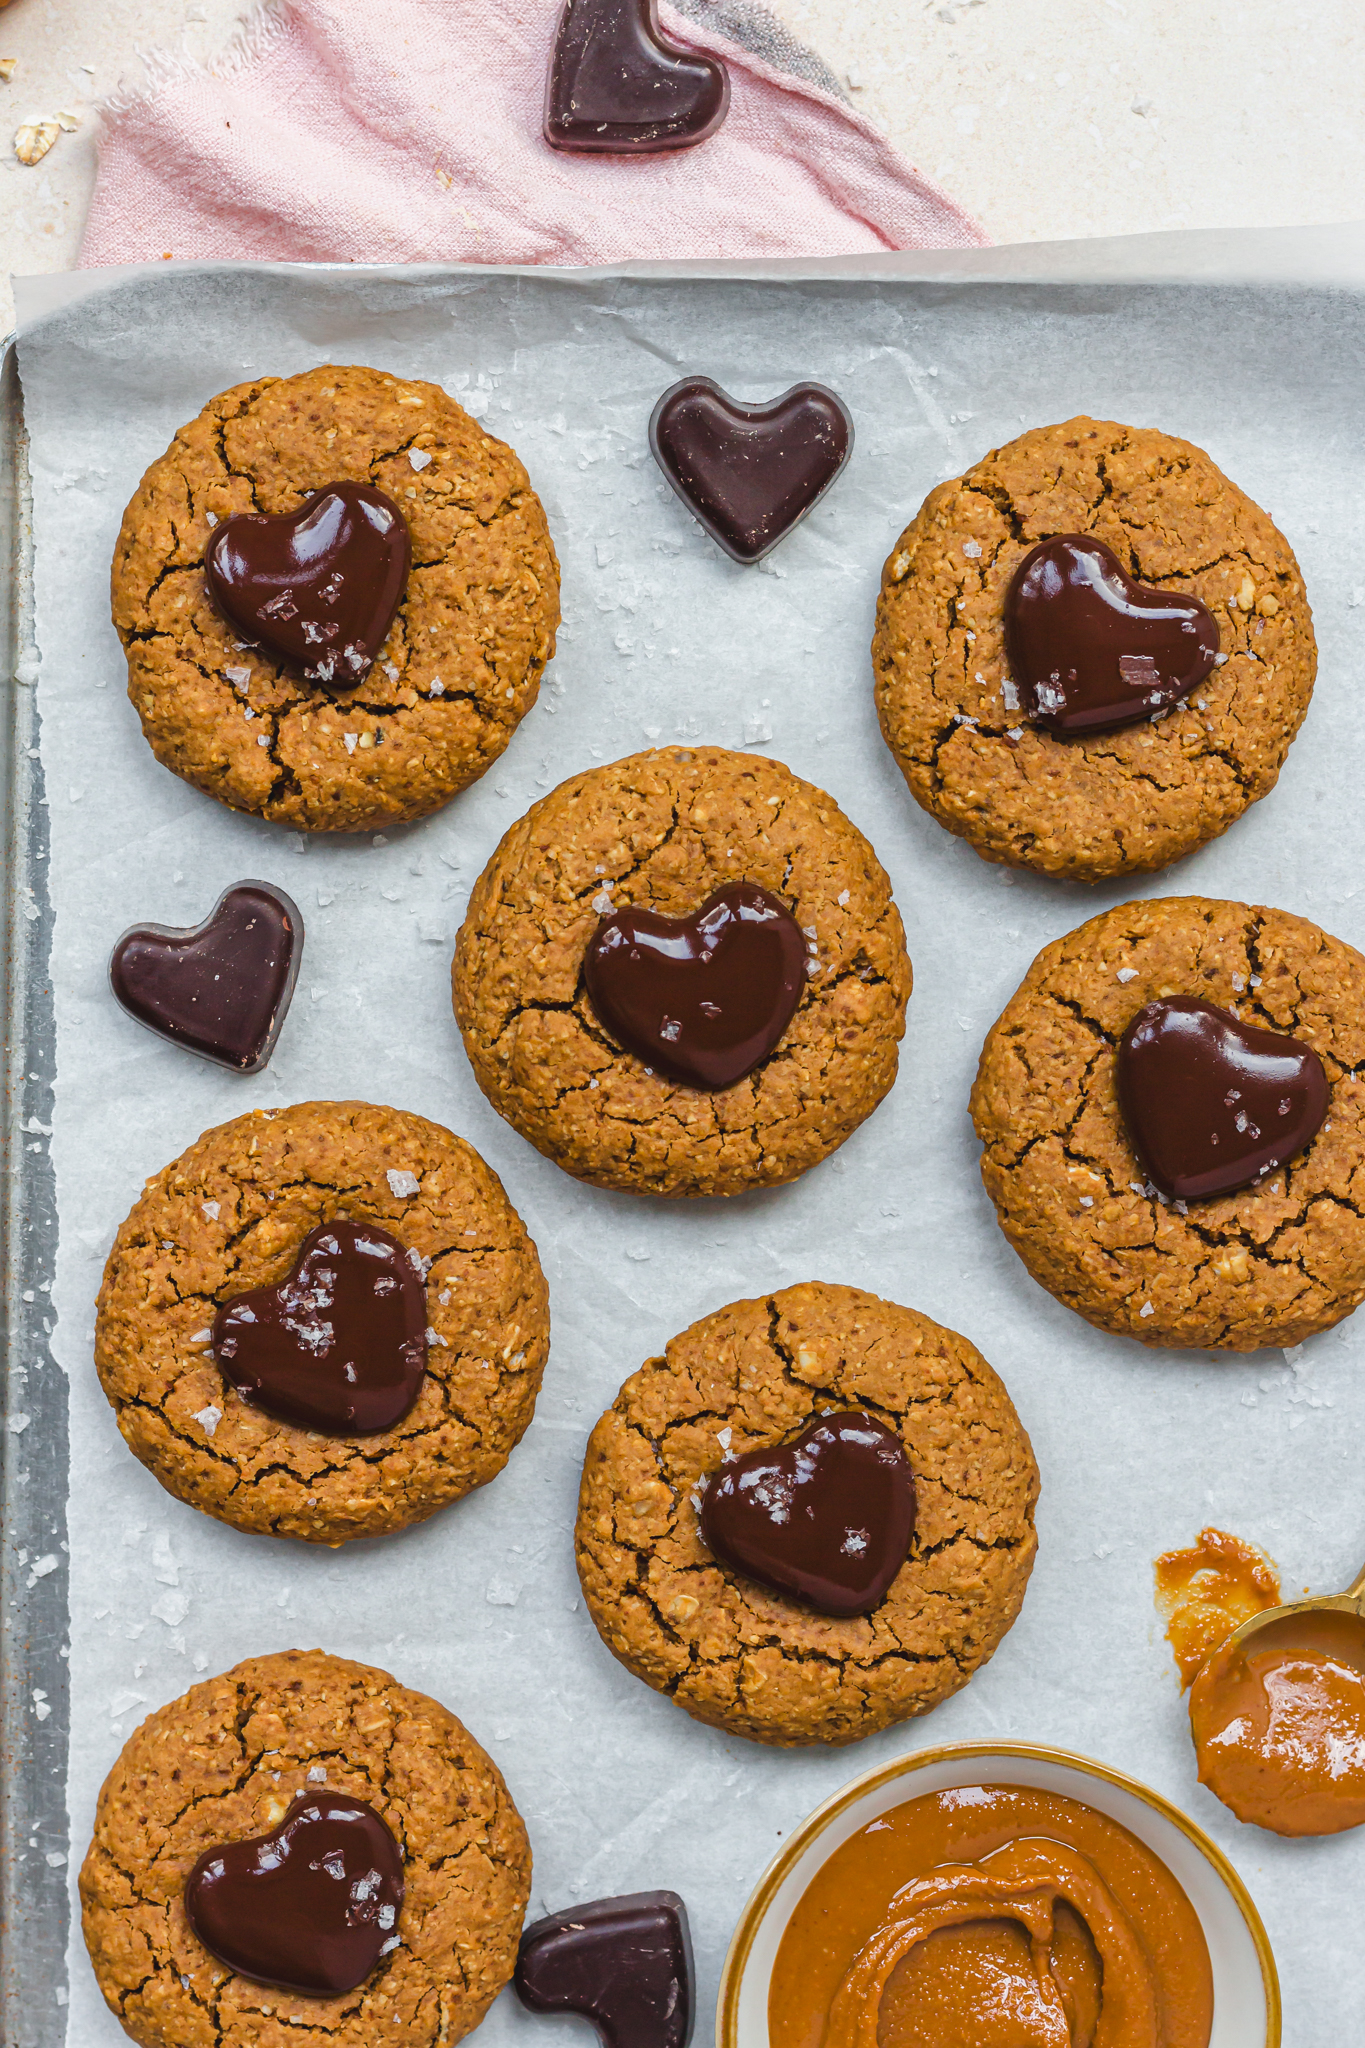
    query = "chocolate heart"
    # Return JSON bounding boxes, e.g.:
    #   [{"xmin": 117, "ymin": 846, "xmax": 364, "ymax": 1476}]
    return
[
  {"xmin": 1005, "ymin": 534, "xmax": 1219, "ymax": 736},
  {"xmin": 109, "ymin": 881, "xmax": 302, "ymax": 1074},
  {"xmin": 698, "ymin": 1411, "xmax": 916, "ymax": 1617},
  {"xmin": 649, "ymin": 377, "xmax": 853, "ymax": 563},
  {"xmin": 1118, "ymin": 995, "xmax": 1329, "ymax": 1202},
  {"xmin": 205, "ymin": 482, "xmax": 410, "ymax": 687},
  {"xmin": 582, "ymin": 881, "xmax": 806, "ymax": 1091},
  {"xmin": 213, "ymin": 1220, "xmax": 427, "ymax": 1434},
  {"xmin": 545, "ymin": 0, "xmax": 729, "ymax": 154},
  {"xmin": 515, "ymin": 1892, "xmax": 694, "ymax": 2048},
  {"xmin": 185, "ymin": 1792, "xmax": 404, "ymax": 1996}
]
